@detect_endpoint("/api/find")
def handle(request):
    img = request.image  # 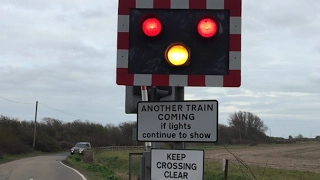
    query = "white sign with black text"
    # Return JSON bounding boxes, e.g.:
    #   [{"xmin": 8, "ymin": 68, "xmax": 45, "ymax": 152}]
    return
[
  {"xmin": 137, "ymin": 100, "xmax": 218, "ymax": 142},
  {"xmin": 151, "ymin": 149, "xmax": 204, "ymax": 180}
]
